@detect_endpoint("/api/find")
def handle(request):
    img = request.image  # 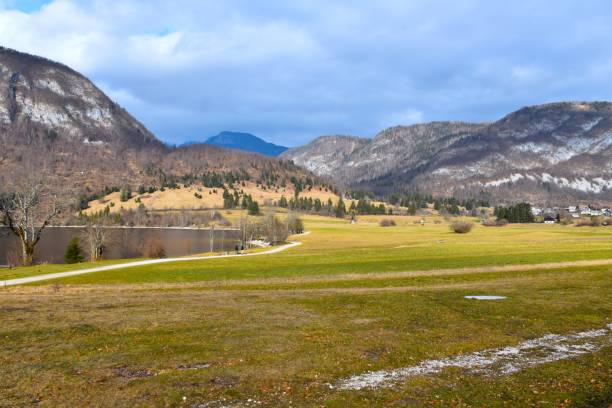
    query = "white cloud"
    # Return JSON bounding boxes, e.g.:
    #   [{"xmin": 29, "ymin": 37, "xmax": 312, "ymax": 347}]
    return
[{"xmin": 1, "ymin": 0, "xmax": 612, "ymax": 145}]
